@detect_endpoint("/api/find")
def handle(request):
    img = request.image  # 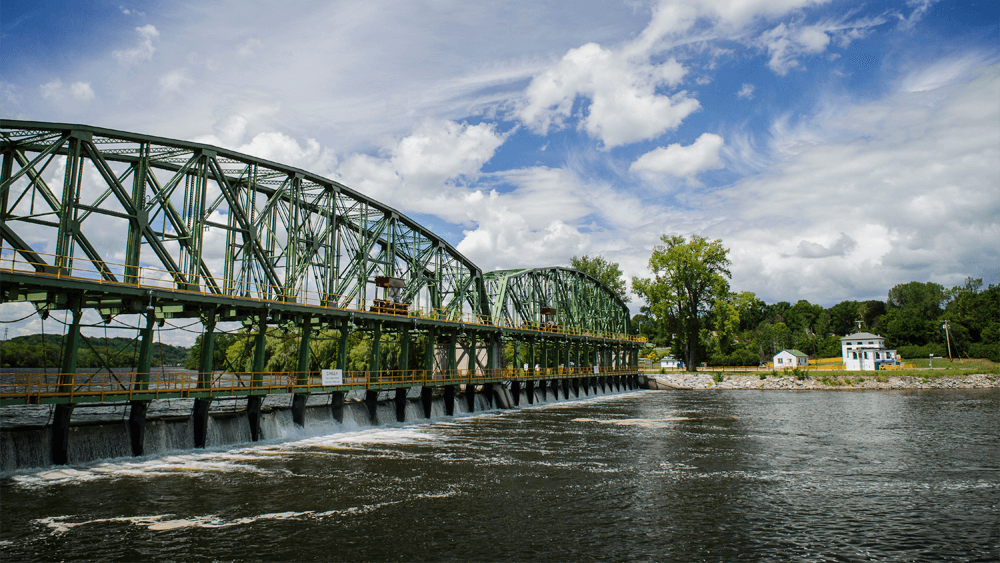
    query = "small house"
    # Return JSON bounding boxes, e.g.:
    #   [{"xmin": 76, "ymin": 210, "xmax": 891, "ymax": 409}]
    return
[
  {"xmin": 774, "ymin": 349, "xmax": 808, "ymax": 368},
  {"xmin": 839, "ymin": 332, "xmax": 897, "ymax": 370},
  {"xmin": 660, "ymin": 356, "xmax": 683, "ymax": 369}
]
